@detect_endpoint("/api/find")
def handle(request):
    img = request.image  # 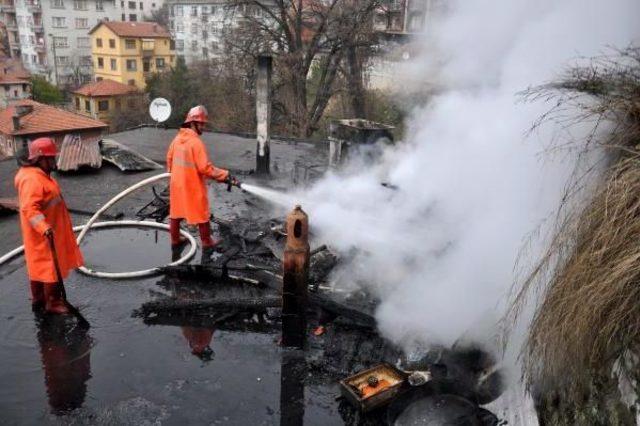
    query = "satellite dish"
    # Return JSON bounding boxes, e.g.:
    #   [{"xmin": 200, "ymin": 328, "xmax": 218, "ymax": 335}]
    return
[{"xmin": 149, "ymin": 97, "xmax": 171, "ymax": 123}]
